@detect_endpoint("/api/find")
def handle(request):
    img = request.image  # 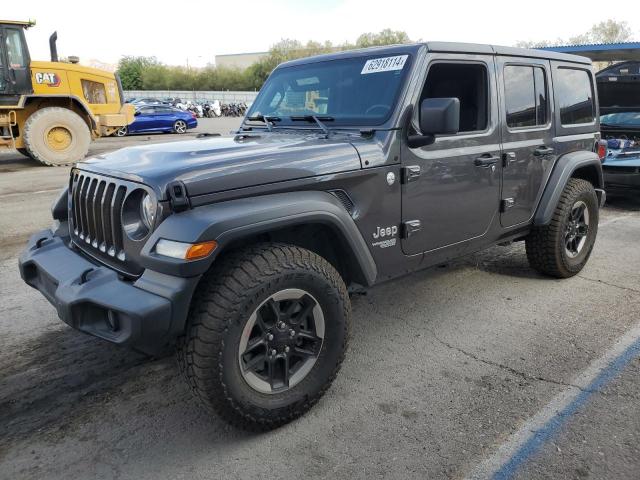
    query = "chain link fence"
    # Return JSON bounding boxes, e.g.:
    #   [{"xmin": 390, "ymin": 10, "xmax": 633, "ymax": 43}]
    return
[{"xmin": 123, "ymin": 90, "xmax": 259, "ymax": 105}]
